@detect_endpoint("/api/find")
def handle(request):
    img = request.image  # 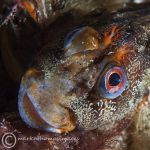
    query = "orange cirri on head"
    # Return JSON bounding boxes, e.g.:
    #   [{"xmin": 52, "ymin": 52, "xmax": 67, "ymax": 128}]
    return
[
  {"xmin": 102, "ymin": 25, "xmax": 120, "ymax": 48},
  {"xmin": 113, "ymin": 44, "xmax": 133, "ymax": 61}
]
